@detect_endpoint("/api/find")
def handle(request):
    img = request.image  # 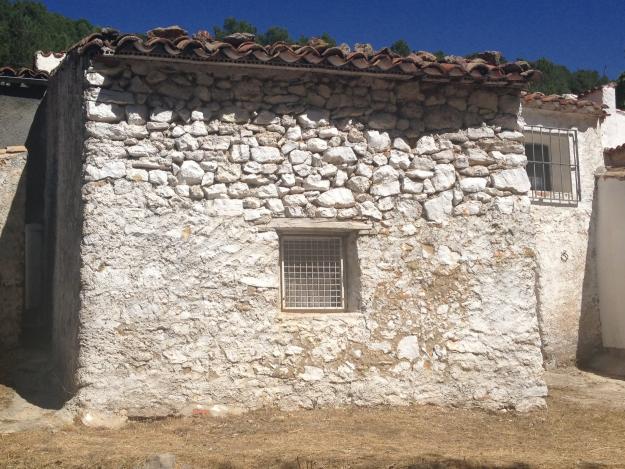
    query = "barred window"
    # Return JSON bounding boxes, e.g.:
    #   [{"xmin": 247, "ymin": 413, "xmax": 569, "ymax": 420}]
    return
[
  {"xmin": 523, "ymin": 126, "xmax": 581, "ymax": 205},
  {"xmin": 280, "ymin": 236, "xmax": 345, "ymax": 311}
]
